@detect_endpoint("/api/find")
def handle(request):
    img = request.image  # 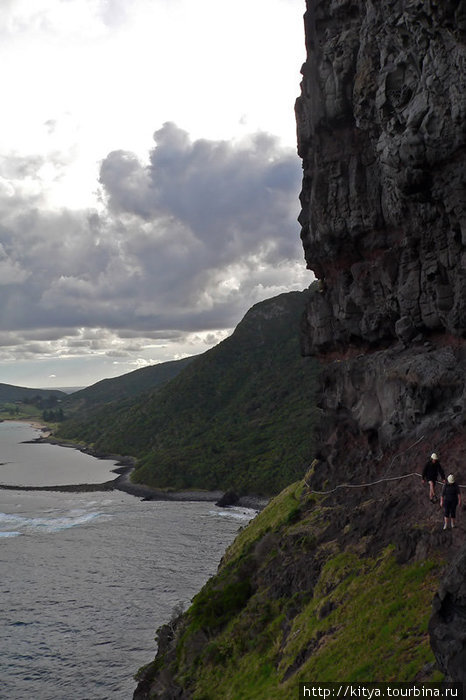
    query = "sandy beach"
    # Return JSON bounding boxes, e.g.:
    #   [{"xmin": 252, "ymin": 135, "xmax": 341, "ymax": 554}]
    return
[{"xmin": 15, "ymin": 419, "xmax": 52, "ymax": 438}]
